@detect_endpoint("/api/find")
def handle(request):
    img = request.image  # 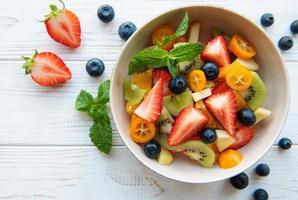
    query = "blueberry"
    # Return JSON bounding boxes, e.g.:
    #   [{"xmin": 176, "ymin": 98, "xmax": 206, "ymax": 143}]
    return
[
  {"xmin": 169, "ymin": 75, "xmax": 187, "ymax": 94},
  {"xmin": 237, "ymin": 108, "xmax": 256, "ymax": 126},
  {"xmin": 86, "ymin": 58, "xmax": 105, "ymax": 77},
  {"xmin": 229, "ymin": 172, "xmax": 249, "ymax": 189},
  {"xmin": 278, "ymin": 36, "xmax": 293, "ymax": 51},
  {"xmin": 144, "ymin": 140, "xmax": 161, "ymax": 159},
  {"xmin": 200, "ymin": 62, "xmax": 219, "ymax": 80},
  {"xmin": 201, "ymin": 128, "xmax": 217, "ymax": 144},
  {"xmin": 260, "ymin": 13, "xmax": 274, "ymax": 27},
  {"xmin": 290, "ymin": 20, "xmax": 298, "ymax": 34},
  {"xmin": 118, "ymin": 22, "xmax": 137, "ymax": 41},
  {"xmin": 278, "ymin": 137, "xmax": 292, "ymax": 149},
  {"xmin": 97, "ymin": 5, "xmax": 115, "ymax": 23},
  {"xmin": 255, "ymin": 163, "xmax": 270, "ymax": 176},
  {"xmin": 253, "ymin": 189, "xmax": 269, "ymax": 200}
]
